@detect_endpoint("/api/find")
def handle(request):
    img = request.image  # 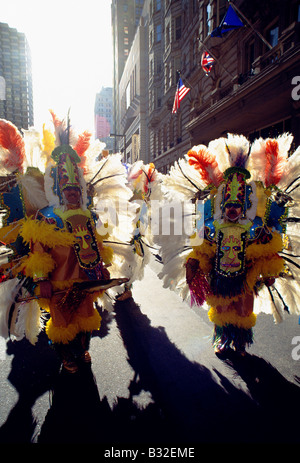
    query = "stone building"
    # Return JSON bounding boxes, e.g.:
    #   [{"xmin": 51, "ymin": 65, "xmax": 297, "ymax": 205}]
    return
[{"xmin": 115, "ymin": 0, "xmax": 300, "ymax": 172}]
